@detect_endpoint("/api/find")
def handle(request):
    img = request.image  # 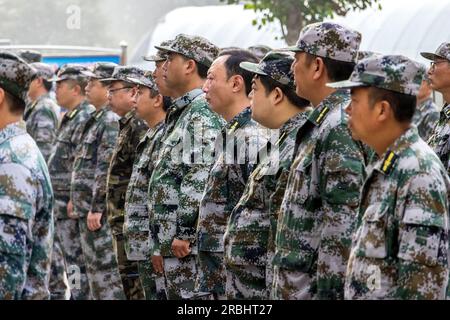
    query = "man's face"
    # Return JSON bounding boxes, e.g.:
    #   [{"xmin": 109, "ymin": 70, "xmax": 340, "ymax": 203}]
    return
[
  {"xmin": 153, "ymin": 60, "xmax": 171, "ymax": 97},
  {"xmin": 134, "ymin": 86, "xmax": 158, "ymax": 120},
  {"xmin": 203, "ymin": 55, "xmax": 233, "ymax": 114},
  {"xmin": 249, "ymin": 76, "xmax": 273, "ymax": 128},
  {"xmin": 55, "ymin": 80, "xmax": 76, "ymax": 108},
  {"xmin": 292, "ymin": 52, "xmax": 314, "ymax": 101},
  {"xmin": 163, "ymin": 53, "xmax": 187, "ymax": 92},
  {"xmin": 85, "ymin": 78, "xmax": 108, "ymax": 108},
  {"xmin": 346, "ymin": 87, "xmax": 378, "ymax": 144},
  {"xmin": 107, "ymin": 81, "xmax": 136, "ymax": 117},
  {"xmin": 428, "ymin": 59, "xmax": 450, "ymax": 93}
]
